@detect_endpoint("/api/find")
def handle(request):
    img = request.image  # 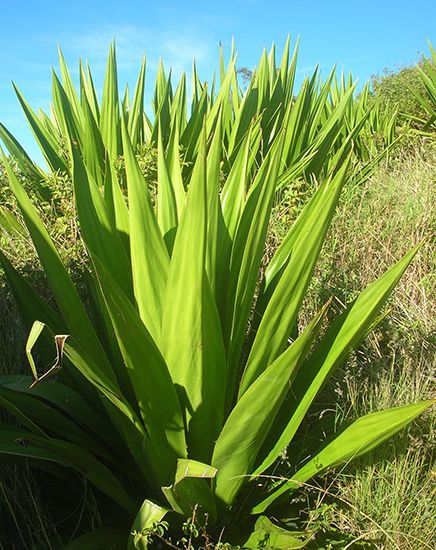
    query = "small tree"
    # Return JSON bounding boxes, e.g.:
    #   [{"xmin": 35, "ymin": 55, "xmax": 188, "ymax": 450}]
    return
[{"xmin": 237, "ymin": 66, "xmax": 253, "ymax": 89}]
